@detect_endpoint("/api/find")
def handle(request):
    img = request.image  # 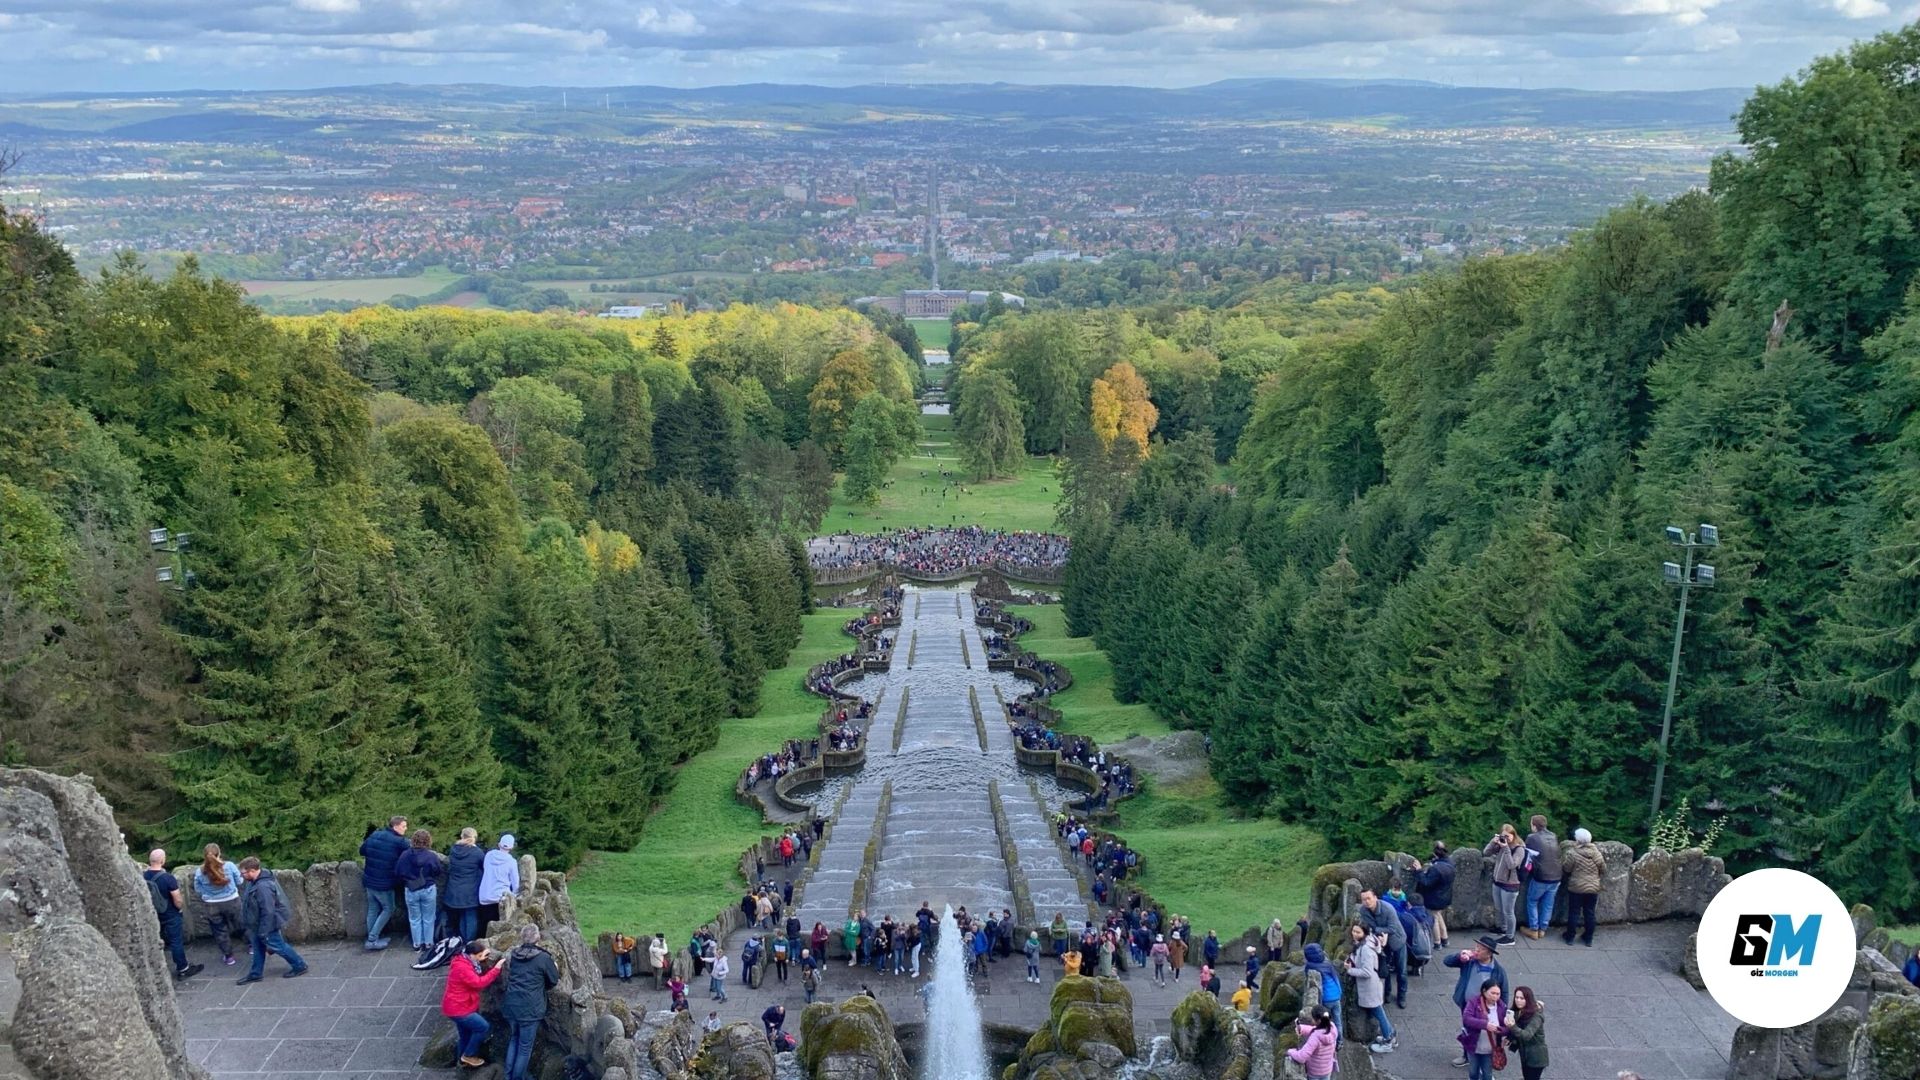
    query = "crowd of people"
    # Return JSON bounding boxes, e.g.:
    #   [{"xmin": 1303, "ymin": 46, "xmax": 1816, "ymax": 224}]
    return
[{"xmin": 810, "ymin": 527, "xmax": 1068, "ymax": 578}]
